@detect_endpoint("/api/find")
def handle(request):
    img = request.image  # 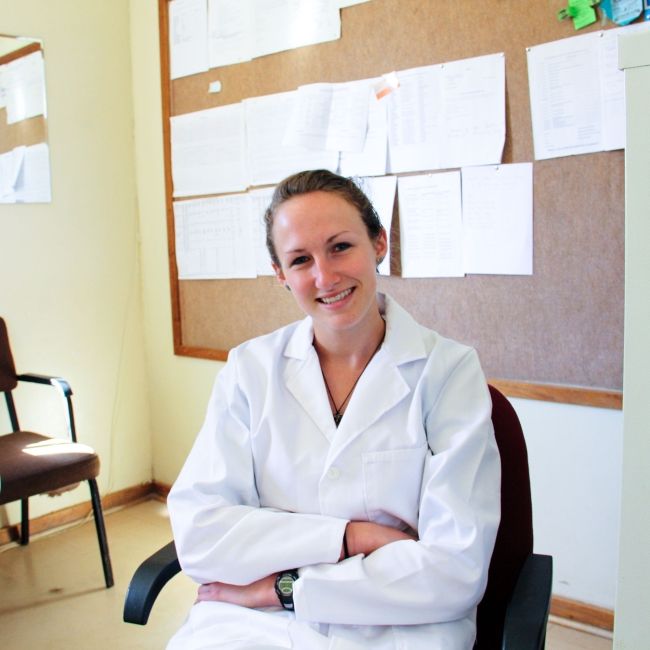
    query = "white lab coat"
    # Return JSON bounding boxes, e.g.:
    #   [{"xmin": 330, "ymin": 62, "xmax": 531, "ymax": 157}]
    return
[{"xmin": 167, "ymin": 294, "xmax": 500, "ymax": 650}]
